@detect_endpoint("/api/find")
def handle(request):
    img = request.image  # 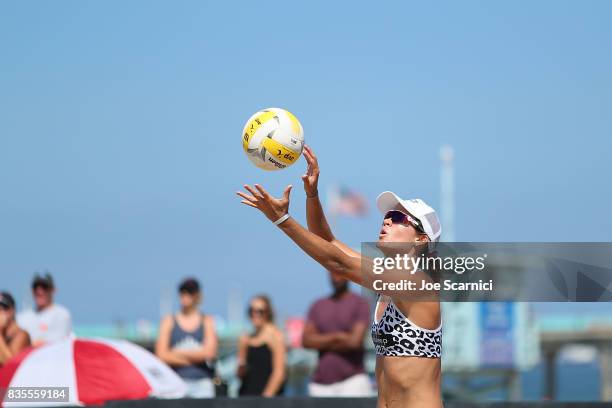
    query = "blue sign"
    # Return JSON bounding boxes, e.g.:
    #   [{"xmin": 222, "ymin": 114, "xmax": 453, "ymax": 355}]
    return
[{"xmin": 480, "ymin": 302, "xmax": 514, "ymax": 366}]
